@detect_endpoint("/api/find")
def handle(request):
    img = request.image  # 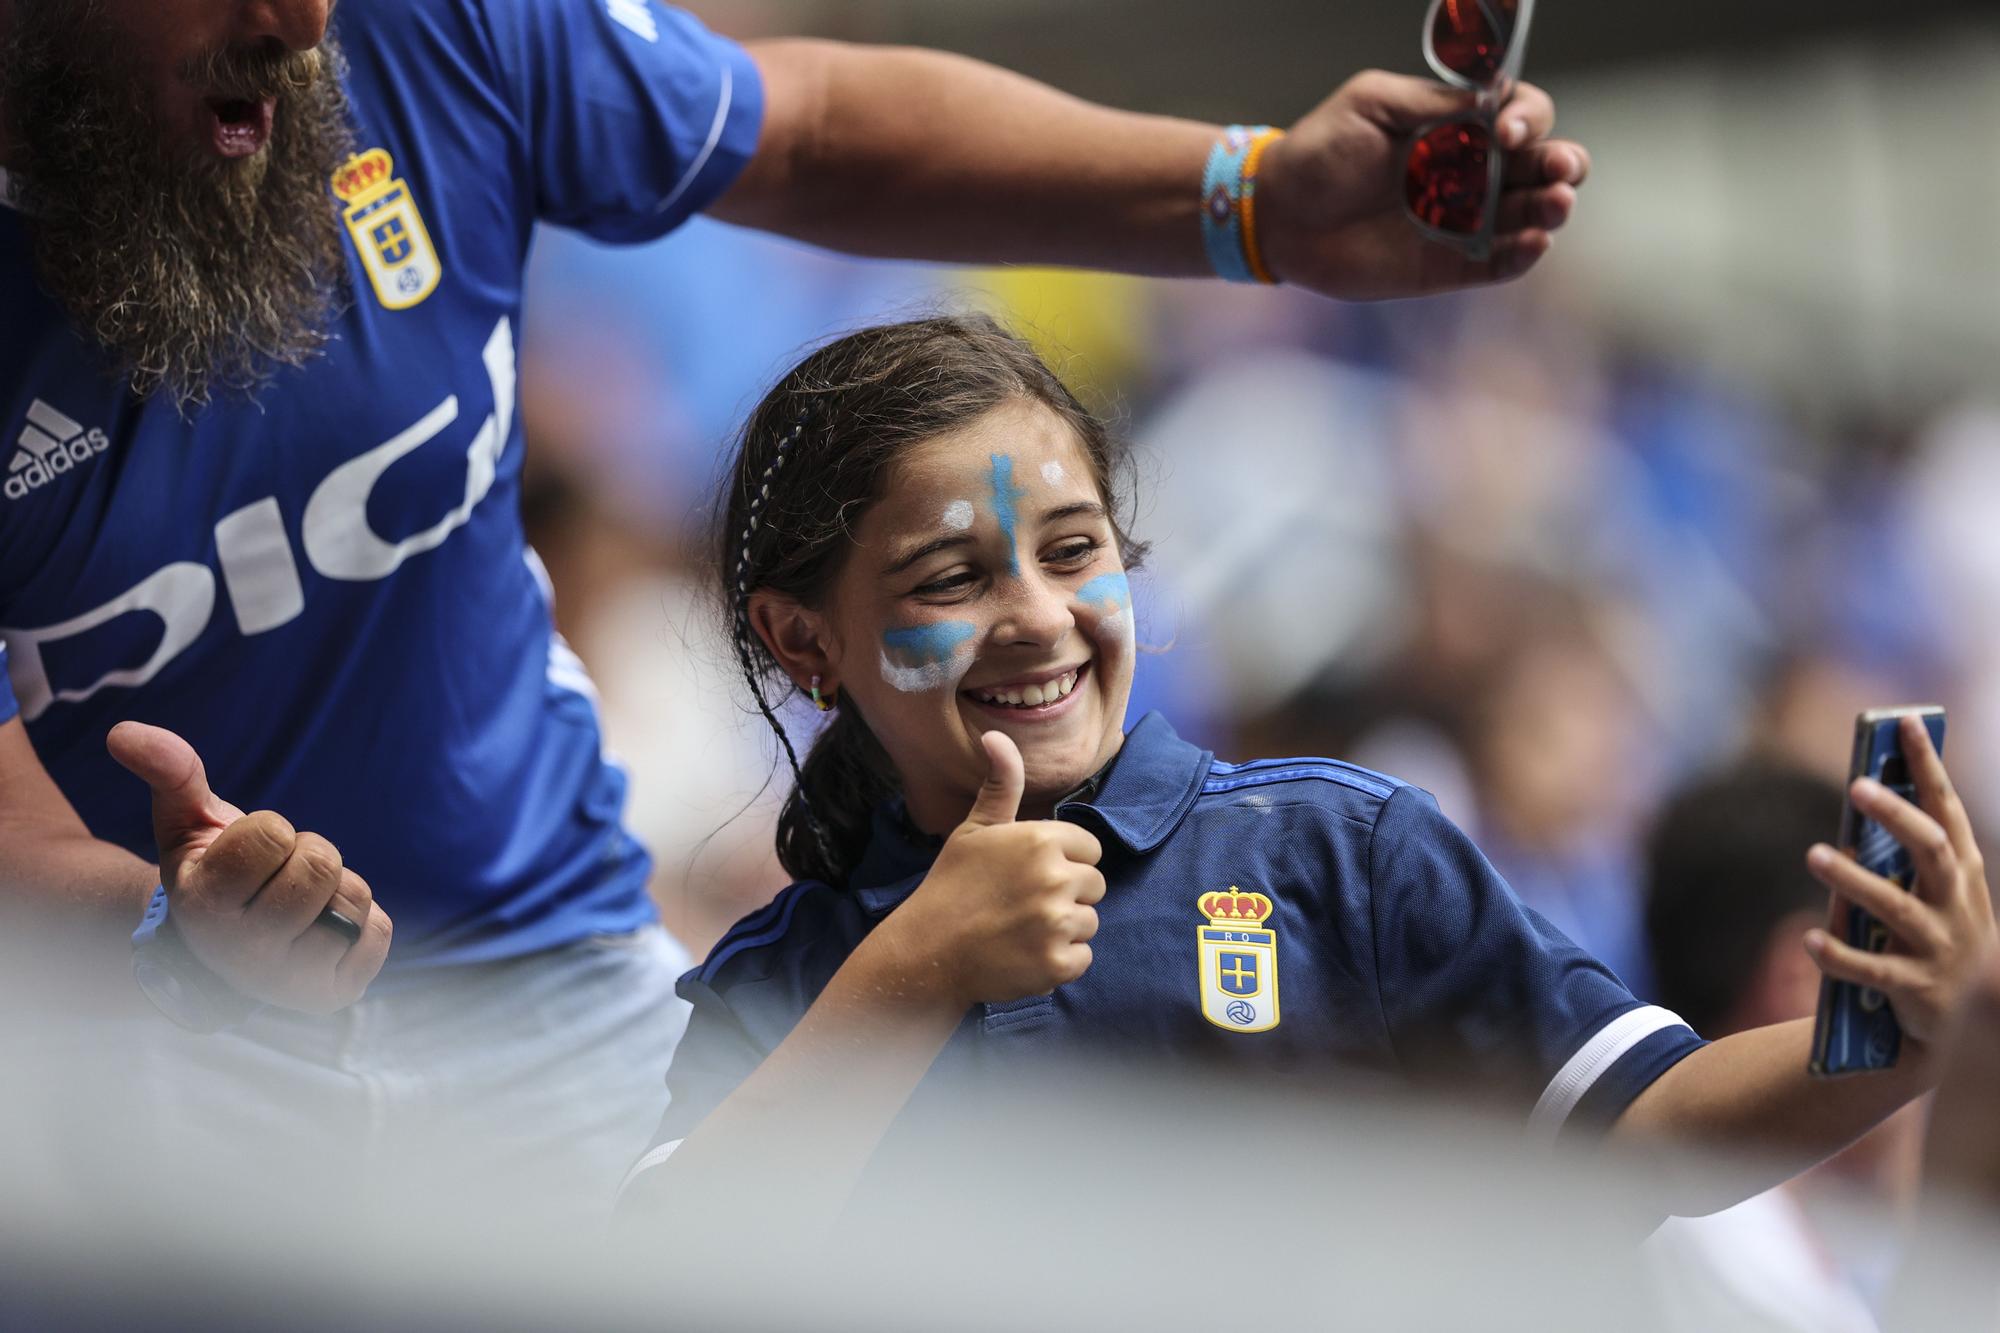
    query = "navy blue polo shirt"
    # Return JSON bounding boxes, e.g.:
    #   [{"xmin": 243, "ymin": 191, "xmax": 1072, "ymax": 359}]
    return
[{"xmin": 628, "ymin": 714, "xmax": 1702, "ymax": 1182}]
